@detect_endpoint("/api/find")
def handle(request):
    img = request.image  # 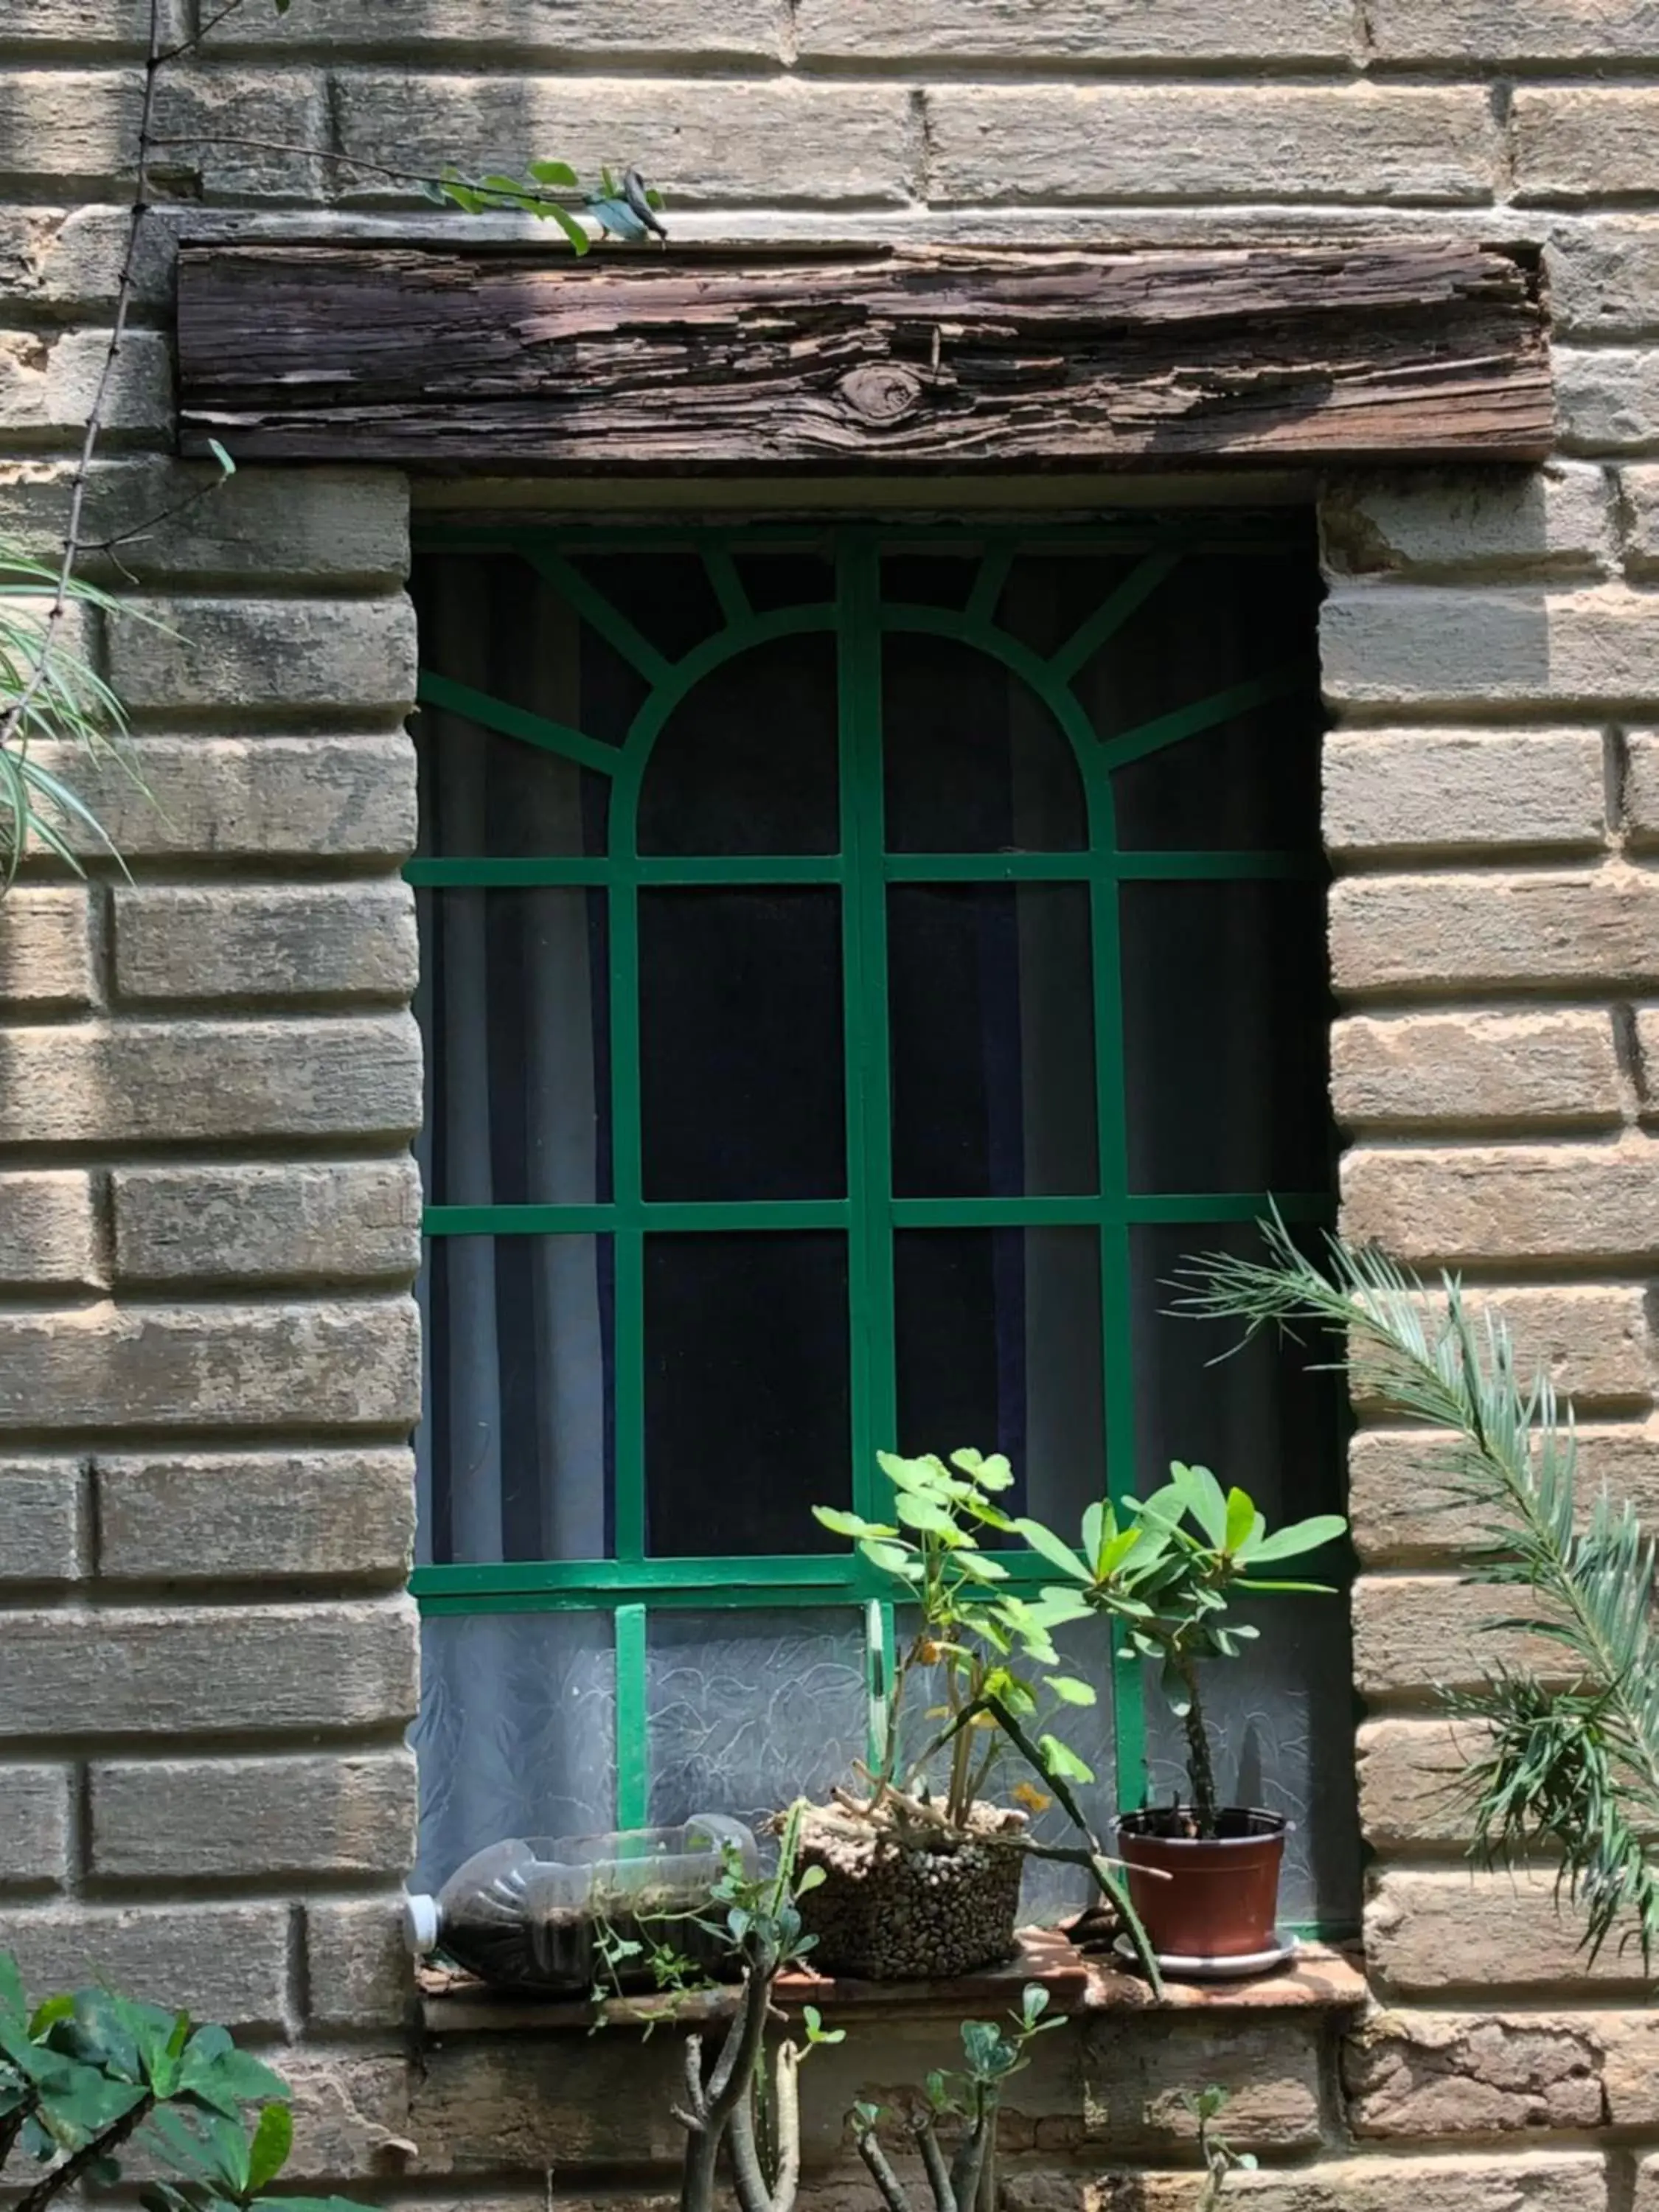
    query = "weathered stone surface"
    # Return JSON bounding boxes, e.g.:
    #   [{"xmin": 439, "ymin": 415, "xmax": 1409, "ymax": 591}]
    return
[
  {"xmin": 0, "ymin": 1461, "xmax": 81, "ymax": 1584},
  {"xmin": 1080, "ymin": 2016, "xmax": 1323, "ymax": 2150},
  {"xmin": 112, "ymin": 1161, "xmax": 420, "ymax": 1286},
  {"xmin": 1515, "ymin": 89, "xmax": 1659, "ymax": 204},
  {"xmin": 1325, "ymin": 731, "xmax": 1606, "ymax": 856},
  {"xmin": 1330, "ymin": 870, "xmax": 1659, "ymax": 992},
  {"xmin": 1374, "ymin": 0, "xmax": 1659, "ymax": 57},
  {"xmin": 248, "ymin": 0, "xmax": 778, "ymax": 52},
  {"xmin": 305, "ymin": 1898, "xmax": 416, "ymax": 2029},
  {"xmin": 1321, "ymin": 585, "xmax": 1659, "ymax": 707},
  {"xmin": 1321, "ymin": 465, "xmax": 1612, "ymax": 577},
  {"xmin": 333, "ymin": 74, "xmax": 914, "ymax": 206},
  {"xmin": 268, "ymin": 2049, "xmax": 415, "ymax": 2180},
  {"xmin": 1369, "ymin": 1868, "xmax": 1653, "ymax": 1992},
  {"xmin": 0, "ymin": 1601, "xmax": 417, "ymax": 1736},
  {"xmin": 0, "ymin": 70, "xmax": 324, "ymax": 196},
  {"xmin": 0, "ymin": 204, "xmax": 173, "ymax": 313},
  {"xmin": 1353, "ymin": 1573, "xmax": 1564, "ymax": 1694},
  {"xmin": 796, "ymin": 0, "xmax": 1353, "ymax": 57},
  {"xmin": 1620, "ymin": 477, "xmax": 1659, "ymax": 578},
  {"xmin": 0, "ymin": 888, "xmax": 91, "ymax": 1007},
  {"xmin": 23, "ymin": 737, "xmax": 416, "ymax": 860},
  {"xmin": 1344, "ymin": 2007, "xmax": 1612, "ymax": 2134},
  {"xmin": 1342, "ymin": 1138, "xmax": 1659, "ymax": 1263},
  {"xmin": 1331, "ymin": 1012, "xmax": 1621, "ymax": 1129},
  {"xmin": 0, "ymin": 327, "xmax": 169, "ymax": 441},
  {"xmin": 0, "ymin": 1767, "xmax": 69, "ymax": 1885},
  {"xmin": 0, "ymin": 71, "xmax": 131, "ymax": 183},
  {"xmin": 1557, "ymin": 350, "xmax": 1659, "ymax": 454},
  {"xmin": 0, "ymin": 1017, "xmax": 422, "ymax": 1143},
  {"xmin": 1350, "ymin": 1421, "xmax": 1659, "ymax": 1564},
  {"xmin": 1621, "ymin": 733, "xmax": 1659, "ymax": 848},
  {"xmin": 113, "ymin": 883, "xmax": 417, "ymax": 1005},
  {"xmin": 0, "ymin": 1173, "xmax": 100, "ymax": 1290},
  {"xmin": 0, "ymin": 1905, "xmax": 290, "ymax": 2028},
  {"xmin": 1547, "ymin": 215, "xmax": 1659, "ymax": 339},
  {"xmin": 0, "ymin": 0, "xmax": 187, "ymax": 44},
  {"xmin": 106, "ymin": 596, "xmax": 416, "ymax": 716},
  {"xmin": 0, "ymin": 462, "xmax": 408, "ymax": 583},
  {"xmin": 90, "ymin": 1753, "xmax": 417, "ymax": 1877},
  {"xmin": 928, "ymin": 86, "xmax": 1497, "ymax": 205},
  {"xmin": 410, "ymin": 2035, "xmax": 688, "ymax": 2173},
  {"xmin": 95, "ymin": 1449, "xmax": 415, "ymax": 1582},
  {"xmin": 1435, "ymin": 1284, "xmax": 1658, "ymax": 1405},
  {"xmin": 1006, "ymin": 2157, "xmax": 1607, "ymax": 2212},
  {"xmin": 0, "ymin": 1300, "xmax": 420, "ymax": 1430},
  {"xmin": 1357, "ymin": 1717, "xmax": 1489, "ymax": 1848}
]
